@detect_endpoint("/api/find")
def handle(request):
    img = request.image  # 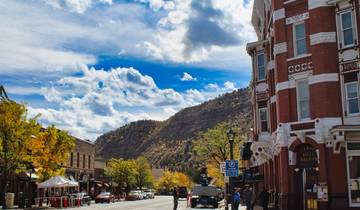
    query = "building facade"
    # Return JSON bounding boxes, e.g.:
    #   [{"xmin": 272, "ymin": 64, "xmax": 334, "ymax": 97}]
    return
[
  {"xmin": 246, "ymin": 0, "xmax": 360, "ymax": 209},
  {"xmin": 65, "ymin": 138, "xmax": 95, "ymax": 194}
]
